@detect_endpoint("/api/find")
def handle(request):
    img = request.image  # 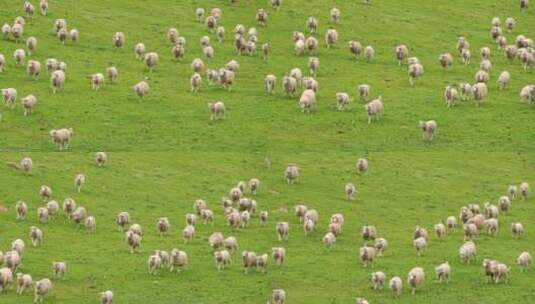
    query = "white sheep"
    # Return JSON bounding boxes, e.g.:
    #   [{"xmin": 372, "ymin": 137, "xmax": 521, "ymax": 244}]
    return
[
  {"xmin": 209, "ymin": 232, "xmax": 224, "ymax": 249},
  {"xmin": 19, "ymin": 94, "xmax": 36, "ymax": 116},
  {"xmin": 325, "ymin": 29, "xmax": 338, "ymax": 48},
  {"xmin": 147, "ymin": 254, "xmax": 162, "ymax": 275},
  {"xmin": 407, "ymin": 267, "xmax": 425, "ymax": 295},
  {"xmin": 307, "ymin": 16, "xmax": 318, "ymax": 33},
  {"xmin": 505, "ymin": 17, "xmax": 515, "ymax": 32},
  {"xmin": 218, "ymin": 68, "xmax": 235, "ymax": 91},
  {"xmin": 265, "ymin": 74, "xmax": 277, "ymax": 94},
  {"xmin": 375, "ymin": 238, "xmax": 388, "ymax": 256},
  {"xmin": 434, "ymin": 222, "xmax": 446, "ymax": 239},
  {"xmin": 133, "ymin": 79, "xmax": 149, "ymax": 98},
  {"xmin": 195, "ymin": 8, "xmax": 205, "ymax": 22},
  {"xmin": 26, "ymin": 60, "xmax": 41, "ymax": 80},
  {"xmin": 208, "ymin": 101, "xmax": 225, "ymax": 121},
  {"xmin": 29, "ymin": 226, "xmax": 43, "ymax": 247},
  {"xmin": 435, "ymin": 262, "xmax": 450, "ymax": 283},
  {"xmin": 360, "ymin": 246, "xmax": 376, "ymax": 267},
  {"xmin": 13, "ymin": 49, "xmax": 26, "ymax": 66},
  {"xmin": 439, "ymin": 53, "xmax": 453, "ymax": 69},
  {"xmin": 134, "ymin": 42, "xmax": 146, "ymax": 60},
  {"xmin": 497, "ymin": 71, "xmax": 510, "ymax": 90},
  {"xmin": 34, "ymin": 278, "xmax": 52, "ymax": 303},
  {"xmin": 106, "ymin": 66, "xmax": 118, "ymax": 83},
  {"xmin": 16, "ymin": 273, "xmax": 32, "ymax": 294},
  {"xmin": 16, "ymin": 200, "xmax": 28, "ymax": 219},
  {"xmin": 484, "ymin": 218, "xmax": 498, "ymax": 236},
  {"xmin": 100, "ymin": 290, "xmax": 114, "ymax": 304},
  {"xmin": 63, "ymin": 198, "xmax": 77, "ymax": 217},
  {"xmin": 305, "ymin": 36, "xmax": 319, "ymax": 55},
  {"xmin": 459, "ymin": 241, "xmax": 476, "ymax": 263},
  {"xmin": 277, "ymin": 222, "xmax": 290, "ymax": 241},
  {"xmin": 57, "ymin": 28, "xmax": 68, "ymax": 44},
  {"xmin": 70, "ymin": 29, "xmax": 79, "ymax": 43},
  {"xmin": 420, "ymin": 120, "xmax": 437, "ymax": 141},
  {"xmin": 472, "ymin": 82, "xmax": 488, "ymax": 106},
  {"xmin": 511, "ymin": 222, "xmax": 524, "ymax": 238},
  {"xmin": 336, "ymin": 92, "xmax": 351, "ymax": 111},
  {"xmin": 461, "ymin": 48, "xmax": 471, "ymax": 65},
  {"xmin": 480, "ymin": 47, "xmax": 491, "ymax": 60},
  {"xmin": 113, "ymin": 32, "xmax": 125, "ymax": 48},
  {"xmin": 214, "ymin": 250, "xmax": 231, "ymax": 271},
  {"xmin": 520, "ymin": 182, "xmax": 530, "ymax": 199},
  {"xmin": 459, "ymin": 83, "xmax": 473, "ymax": 101},
  {"xmin": 50, "ymin": 70, "xmax": 66, "ymax": 93},
  {"xmin": 389, "ymin": 276, "xmax": 402, "ymax": 297},
  {"xmin": 11, "ymin": 239, "xmax": 25, "ymax": 255},
  {"xmin": 49, "ymin": 128, "xmax": 73, "ymax": 150},
  {"xmin": 91, "ymin": 73, "xmax": 104, "ymax": 90},
  {"xmin": 125, "ymin": 230, "xmax": 142, "ymax": 253},
  {"xmin": 413, "ymin": 237, "xmax": 427, "ymax": 256},
  {"xmin": 26, "ymin": 36, "xmax": 37, "ymax": 55},
  {"xmin": 395, "ymin": 45, "xmax": 409, "ymax": 65},
  {"xmin": 345, "ymin": 183, "xmax": 356, "ymax": 200},
  {"xmin": 53, "ymin": 261, "xmax": 66, "ymax": 278},
  {"xmin": 256, "ymin": 9, "xmax": 268, "ymax": 26},
  {"xmin": 40, "ymin": 0, "xmax": 48, "ymax": 15},
  {"xmin": 517, "ymin": 252, "xmax": 532, "ymax": 271},
  {"xmin": 330, "ymin": 7, "xmax": 340, "ymax": 23},
  {"xmin": 182, "ymin": 225, "xmax": 195, "ymax": 243},
  {"xmin": 408, "ymin": 63, "xmax": 424, "ymax": 85},
  {"xmin": 271, "ymin": 289, "xmax": 286, "ymax": 304},
  {"xmin": 11, "ymin": 24, "xmax": 24, "ymax": 42},
  {"xmin": 480, "ymin": 59, "xmax": 492, "ymax": 72}
]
